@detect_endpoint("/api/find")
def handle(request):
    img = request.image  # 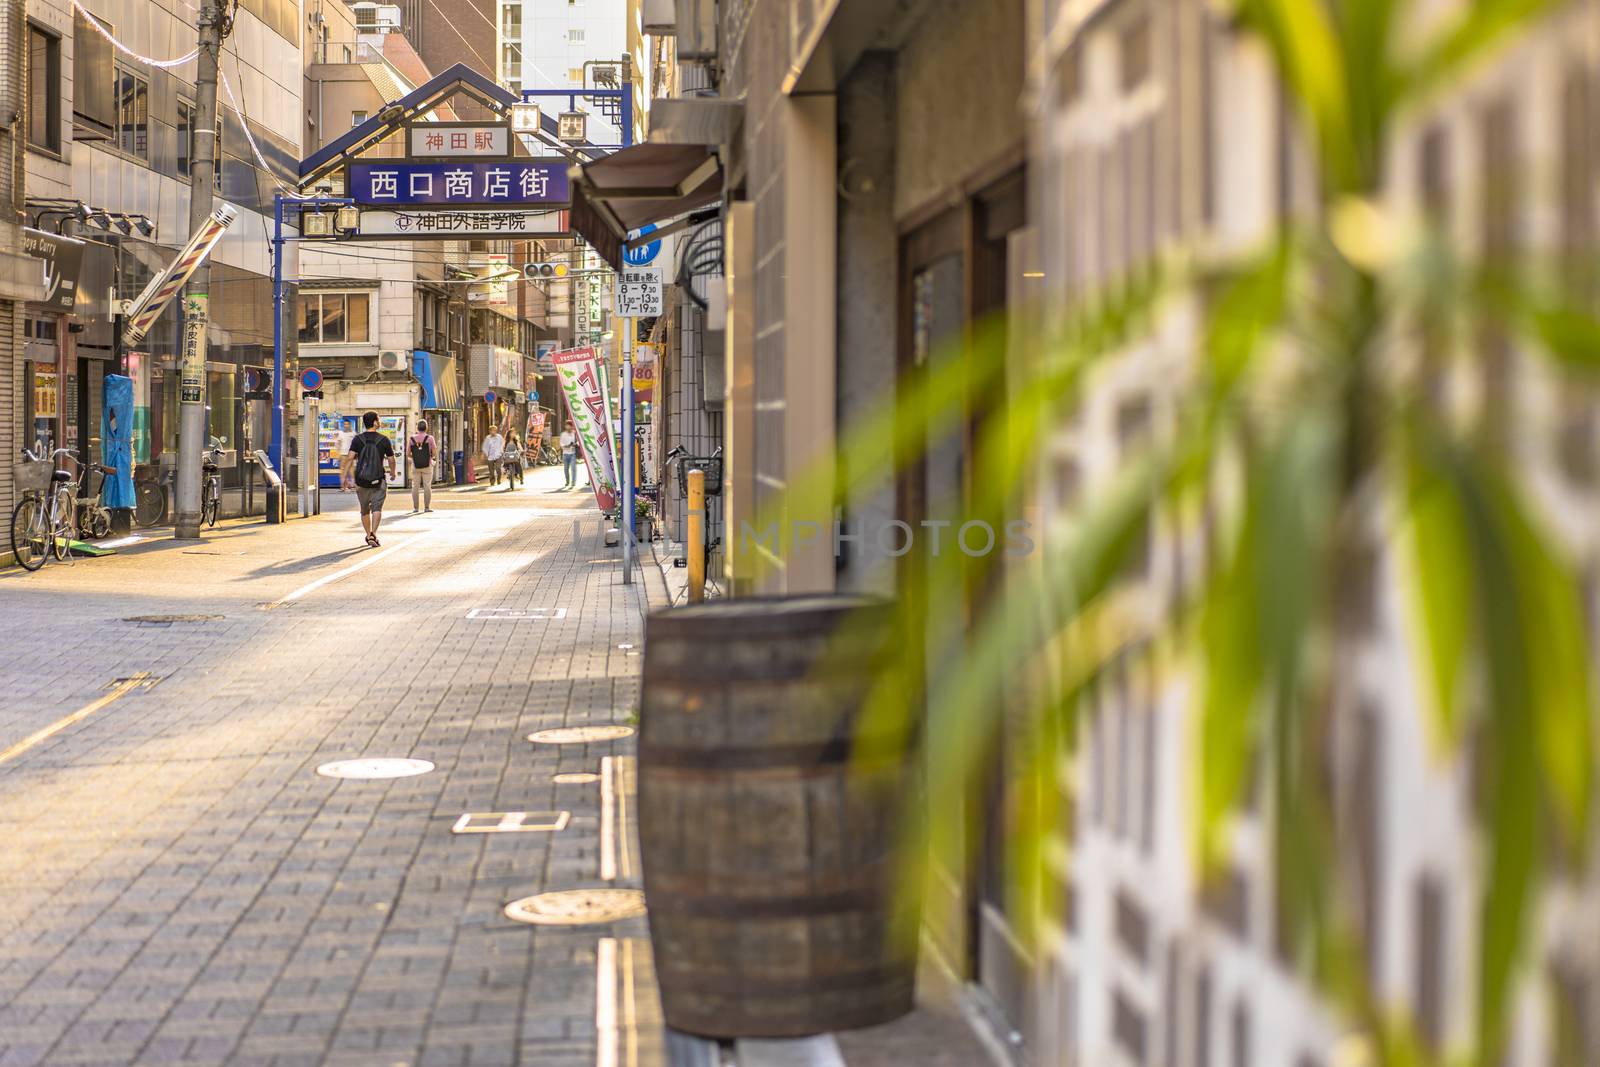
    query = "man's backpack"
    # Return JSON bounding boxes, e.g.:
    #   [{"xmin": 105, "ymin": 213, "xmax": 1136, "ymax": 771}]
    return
[
  {"xmin": 410, "ymin": 435, "xmax": 431, "ymax": 469},
  {"xmin": 354, "ymin": 433, "xmax": 387, "ymax": 487}
]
